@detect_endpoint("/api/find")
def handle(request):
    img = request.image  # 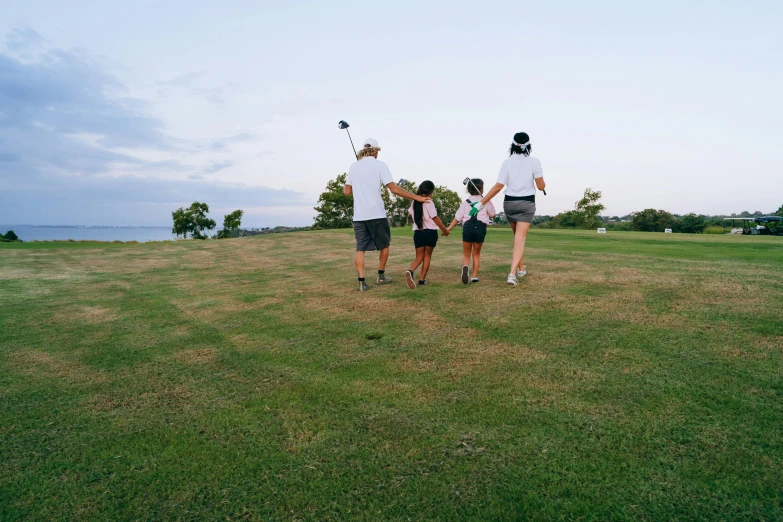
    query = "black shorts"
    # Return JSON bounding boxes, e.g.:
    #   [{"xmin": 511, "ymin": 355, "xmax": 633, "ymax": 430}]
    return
[
  {"xmin": 353, "ymin": 218, "xmax": 391, "ymax": 252},
  {"xmin": 413, "ymin": 229, "xmax": 438, "ymax": 249},
  {"xmin": 462, "ymin": 219, "xmax": 487, "ymax": 243}
]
